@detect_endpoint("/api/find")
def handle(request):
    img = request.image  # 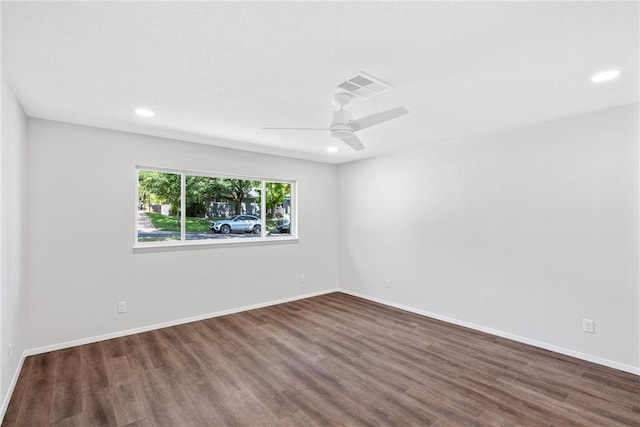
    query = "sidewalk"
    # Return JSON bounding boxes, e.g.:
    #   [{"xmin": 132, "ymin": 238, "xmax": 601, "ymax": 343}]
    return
[{"xmin": 137, "ymin": 211, "xmax": 158, "ymax": 231}]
